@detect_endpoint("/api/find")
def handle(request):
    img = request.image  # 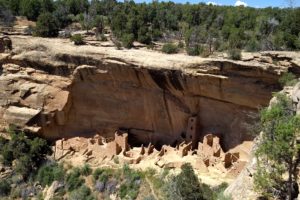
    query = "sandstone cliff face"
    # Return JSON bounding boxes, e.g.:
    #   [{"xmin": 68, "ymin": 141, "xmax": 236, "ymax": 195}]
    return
[
  {"xmin": 225, "ymin": 82, "xmax": 300, "ymax": 199},
  {"xmin": 0, "ymin": 36, "xmax": 296, "ymax": 150}
]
